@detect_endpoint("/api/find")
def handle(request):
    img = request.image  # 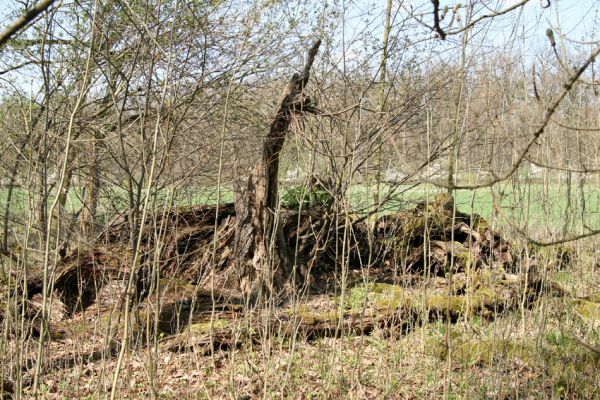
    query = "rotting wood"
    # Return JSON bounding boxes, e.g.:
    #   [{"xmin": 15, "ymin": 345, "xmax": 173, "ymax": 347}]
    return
[
  {"xmin": 21, "ymin": 193, "xmax": 520, "ymax": 311},
  {"xmin": 232, "ymin": 39, "xmax": 322, "ymax": 297},
  {"xmin": 160, "ymin": 267, "xmax": 546, "ymax": 354}
]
